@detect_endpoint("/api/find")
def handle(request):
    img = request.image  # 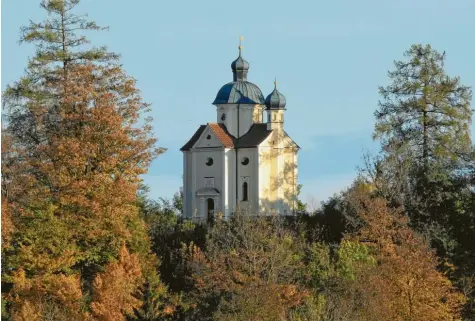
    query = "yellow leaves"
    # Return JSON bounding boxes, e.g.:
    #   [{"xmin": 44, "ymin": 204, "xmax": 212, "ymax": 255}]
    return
[
  {"xmin": 9, "ymin": 269, "xmax": 85, "ymax": 321},
  {"xmin": 163, "ymin": 305, "xmax": 175, "ymax": 315},
  {"xmin": 90, "ymin": 245, "xmax": 143, "ymax": 321},
  {"xmin": 343, "ymin": 188, "xmax": 466, "ymax": 321},
  {"xmin": 1, "ymin": 200, "xmax": 14, "ymax": 248},
  {"xmin": 3, "ymin": 62, "xmax": 161, "ymax": 318}
]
